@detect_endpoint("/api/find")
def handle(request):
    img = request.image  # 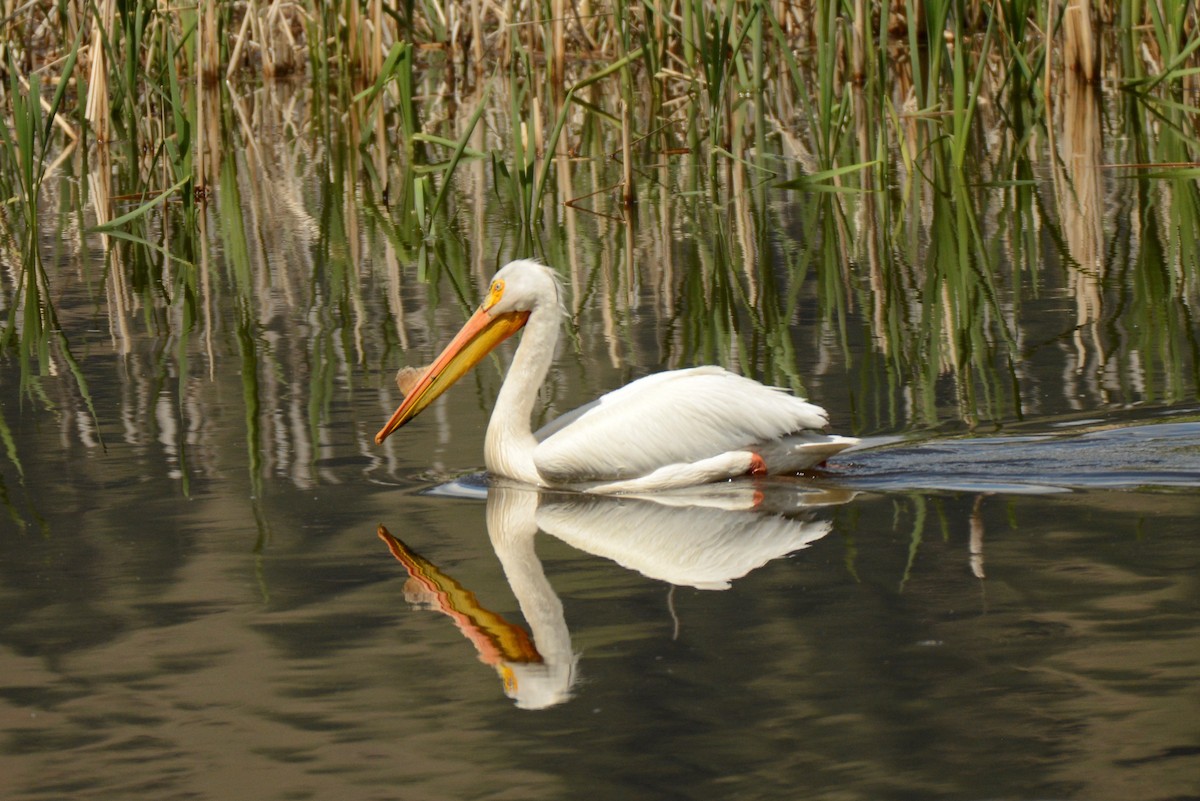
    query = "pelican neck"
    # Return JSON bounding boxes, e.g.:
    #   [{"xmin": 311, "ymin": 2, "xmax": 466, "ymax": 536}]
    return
[{"xmin": 483, "ymin": 302, "xmax": 561, "ymax": 483}]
